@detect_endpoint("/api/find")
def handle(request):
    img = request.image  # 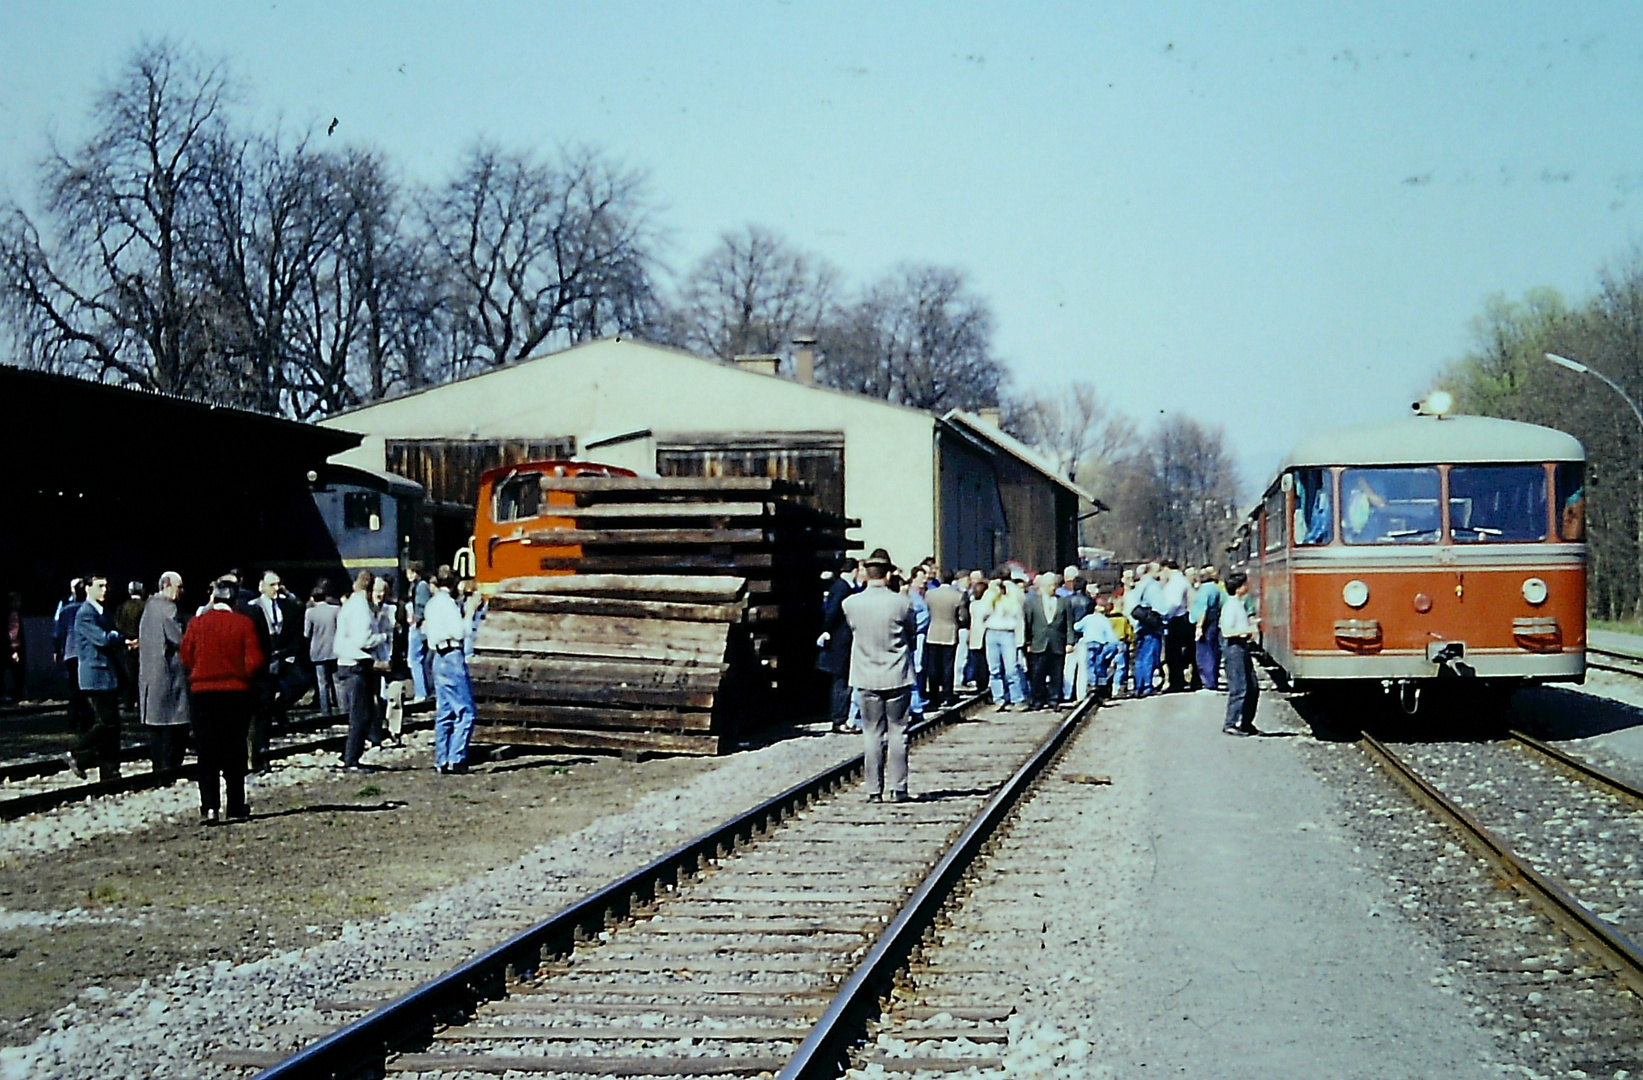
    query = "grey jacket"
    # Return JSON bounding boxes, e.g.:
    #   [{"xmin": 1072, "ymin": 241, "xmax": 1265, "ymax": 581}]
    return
[
  {"xmin": 923, "ymin": 585, "xmax": 964, "ymax": 647},
  {"xmin": 74, "ymin": 600, "xmax": 123, "ymax": 691},
  {"xmin": 138, "ymin": 595, "xmax": 191, "ymax": 727},
  {"xmin": 842, "ymin": 583, "xmax": 917, "ymax": 692}
]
